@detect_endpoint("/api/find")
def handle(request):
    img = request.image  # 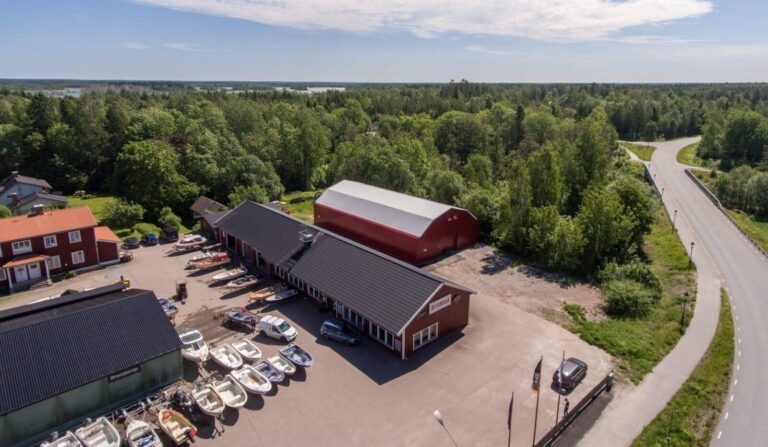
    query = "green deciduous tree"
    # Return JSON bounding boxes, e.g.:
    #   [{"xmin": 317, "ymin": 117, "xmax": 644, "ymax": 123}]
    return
[{"xmin": 228, "ymin": 183, "xmax": 268, "ymax": 207}]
